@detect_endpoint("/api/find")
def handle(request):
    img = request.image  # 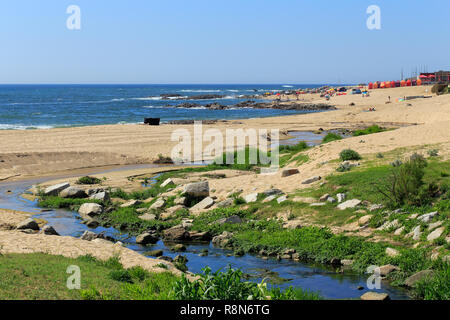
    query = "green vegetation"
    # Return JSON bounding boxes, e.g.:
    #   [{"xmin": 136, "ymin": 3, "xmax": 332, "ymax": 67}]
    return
[
  {"xmin": 0, "ymin": 253, "xmax": 176, "ymax": 300},
  {"xmin": 414, "ymin": 262, "xmax": 450, "ymax": 300},
  {"xmin": 322, "ymin": 133, "xmax": 342, "ymax": 144},
  {"xmin": 38, "ymin": 196, "xmax": 102, "ymax": 209},
  {"xmin": 352, "ymin": 125, "xmax": 385, "ymax": 137},
  {"xmin": 76, "ymin": 176, "xmax": 102, "ymax": 185},
  {"xmin": 172, "ymin": 266, "xmax": 321, "ymax": 300},
  {"xmin": 210, "ymin": 147, "xmax": 271, "ymax": 171},
  {"xmin": 339, "ymin": 149, "xmax": 362, "ymax": 161},
  {"xmin": 278, "ymin": 141, "xmax": 309, "ymax": 167}
]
